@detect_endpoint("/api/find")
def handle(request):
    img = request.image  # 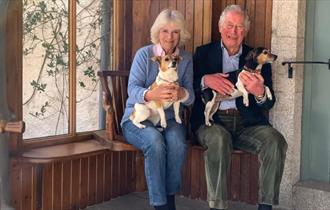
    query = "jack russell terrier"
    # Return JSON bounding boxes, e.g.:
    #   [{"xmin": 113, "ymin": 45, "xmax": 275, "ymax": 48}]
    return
[
  {"xmin": 203, "ymin": 47, "xmax": 278, "ymax": 126},
  {"xmin": 130, "ymin": 55, "xmax": 183, "ymax": 129}
]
